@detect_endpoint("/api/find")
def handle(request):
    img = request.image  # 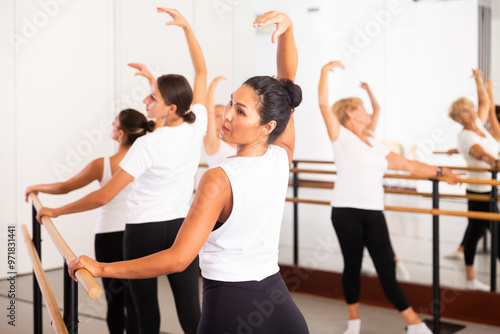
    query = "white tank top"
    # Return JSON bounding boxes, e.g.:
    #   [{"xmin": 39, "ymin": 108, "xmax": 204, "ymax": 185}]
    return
[
  {"xmin": 199, "ymin": 145, "xmax": 289, "ymax": 282},
  {"xmin": 205, "ymin": 140, "xmax": 237, "ymax": 169},
  {"xmin": 95, "ymin": 157, "xmax": 131, "ymax": 234}
]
